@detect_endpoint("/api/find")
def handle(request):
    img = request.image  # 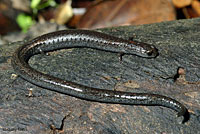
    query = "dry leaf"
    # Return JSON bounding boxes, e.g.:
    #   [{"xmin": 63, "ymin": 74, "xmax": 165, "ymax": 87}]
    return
[
  {"xmin": 77, "ymin": 0, "xmax": 176, "ymax": 29},
  {"xmin": 55, "ymin": 0, "xmax": 73, "ymax": 25},
  {"xmin": 191, "ymin": 0, "xmax": 200, "ymax": 15},
  {"xmin": 172, "ymin": 0, "xmax": 192, "ymax": 8}
]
